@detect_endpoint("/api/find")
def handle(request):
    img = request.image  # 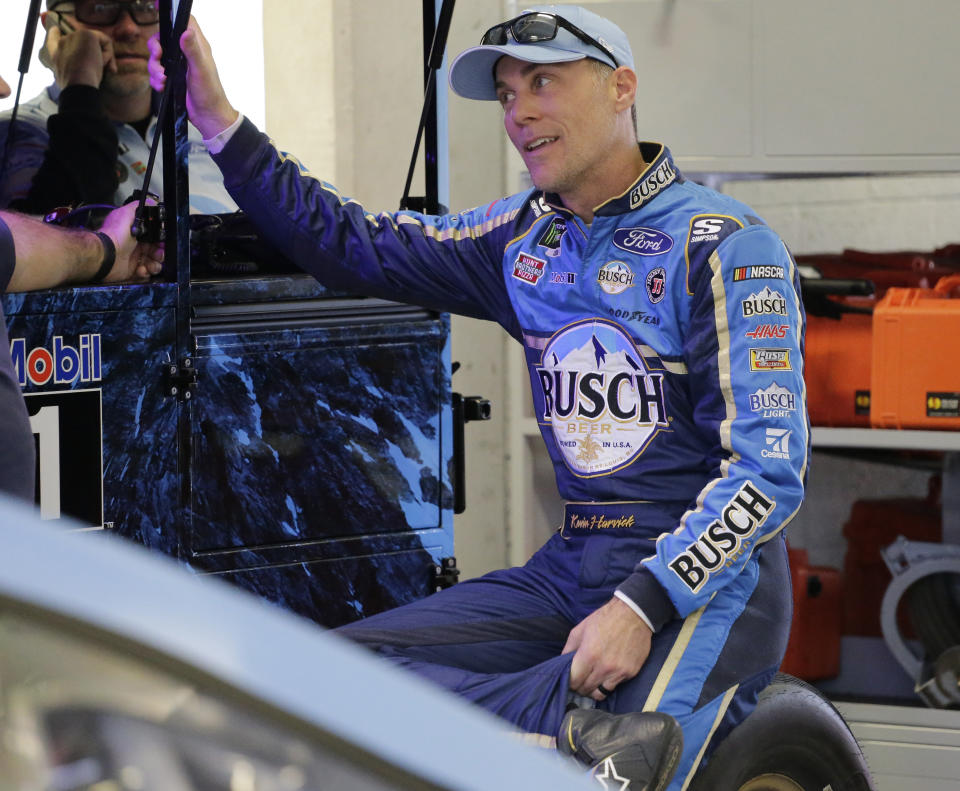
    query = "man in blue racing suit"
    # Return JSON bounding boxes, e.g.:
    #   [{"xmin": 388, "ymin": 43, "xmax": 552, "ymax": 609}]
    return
[{"xmin": 150, "ymin": 7, "xmax": 808, "ymax": 789}]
